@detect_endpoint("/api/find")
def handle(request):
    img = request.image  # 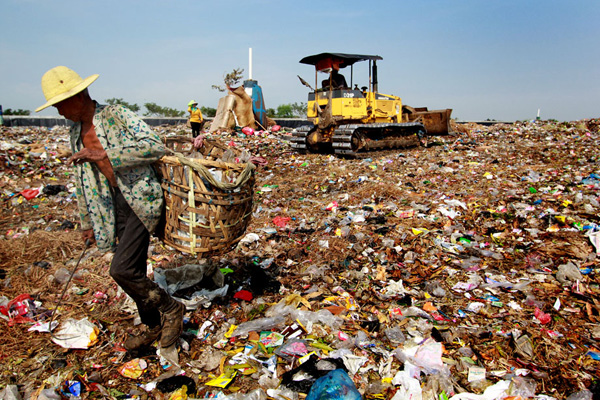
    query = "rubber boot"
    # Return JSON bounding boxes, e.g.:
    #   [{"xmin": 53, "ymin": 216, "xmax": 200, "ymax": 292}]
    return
[
  {"xmin": 123, "ymin": 324, "xmax": 162, "ymax": 351},
  {"xmin": 159, "ymin": 298, "xmax": 185, "ymax": 348}
]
